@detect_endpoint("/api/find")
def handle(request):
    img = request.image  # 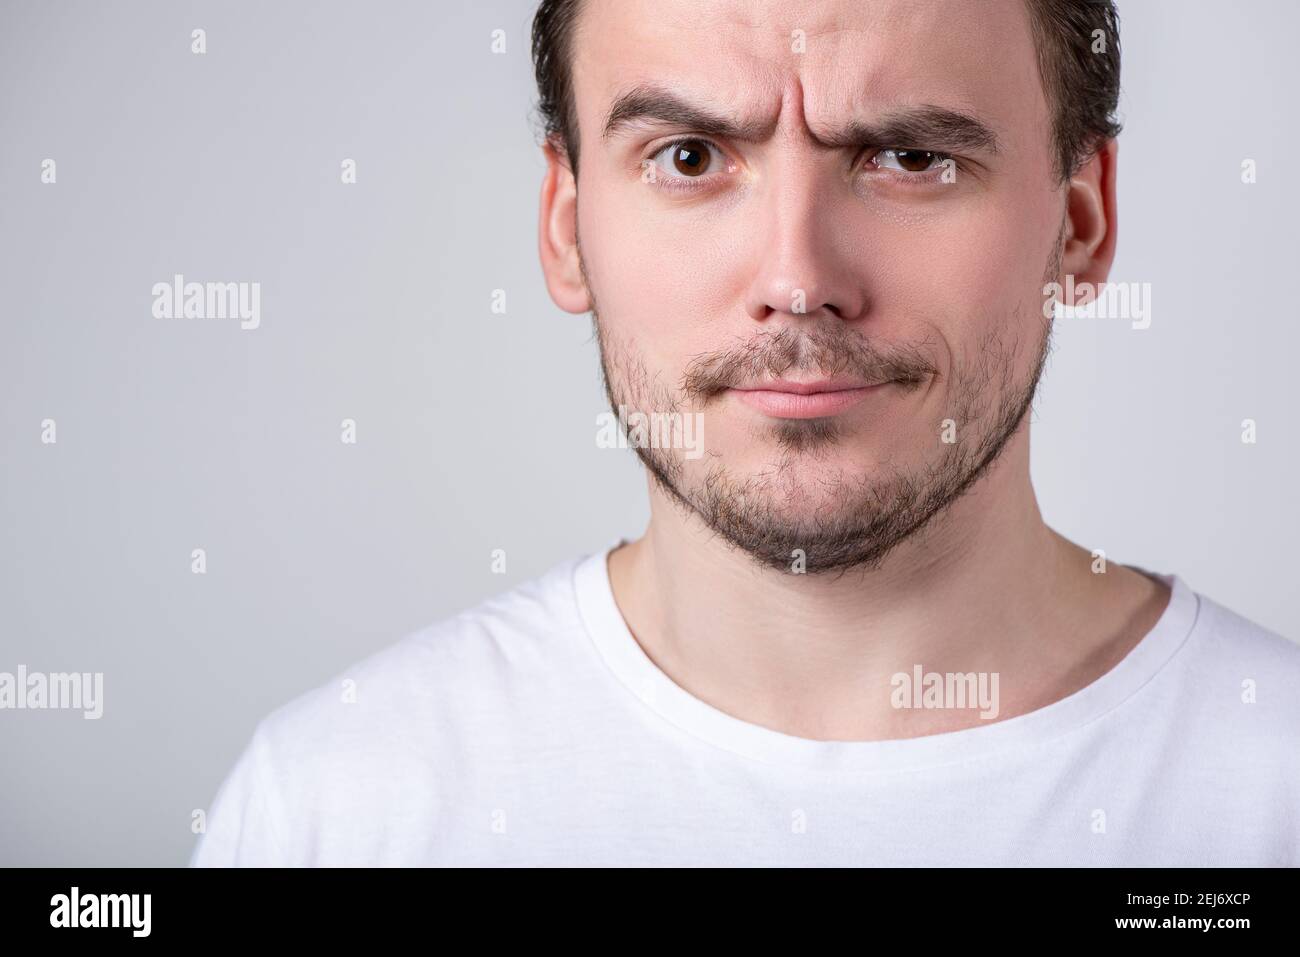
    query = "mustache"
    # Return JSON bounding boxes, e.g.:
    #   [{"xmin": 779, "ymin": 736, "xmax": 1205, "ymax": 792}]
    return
[{"xmin": 680, "ymin": 323, "xmax": 937, "ymax": 401}]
